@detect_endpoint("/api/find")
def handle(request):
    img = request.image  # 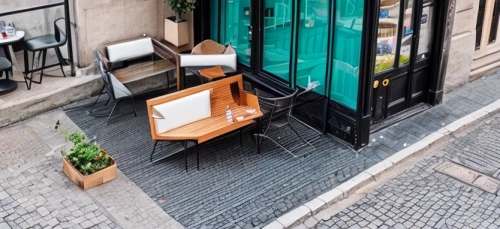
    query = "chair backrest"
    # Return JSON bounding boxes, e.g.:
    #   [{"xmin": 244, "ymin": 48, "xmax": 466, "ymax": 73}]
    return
[
  {"xmin": 256, "ymin": 88, "xmax": 299, "ymax": 120},
  {"xmin": 106, "ymin": 37, "xmax": 154, "ymax": 62},
  {"xmin": 54, "ymin": 18, "xmax": 67, "ymax": 45},
  {"xmin": 192, "ymin": 40, "xmax": 226, "ymax": 55},
  {"xmin": 96, "ymin": 50, "xmax": 132, "ymax": 100}
]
